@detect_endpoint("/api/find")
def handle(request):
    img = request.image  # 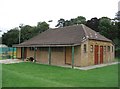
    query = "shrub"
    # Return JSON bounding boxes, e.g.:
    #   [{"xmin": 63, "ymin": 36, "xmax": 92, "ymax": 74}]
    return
[{"xmin": 115, "ymin": 48, "xmax": 120, "ymax": 58}]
